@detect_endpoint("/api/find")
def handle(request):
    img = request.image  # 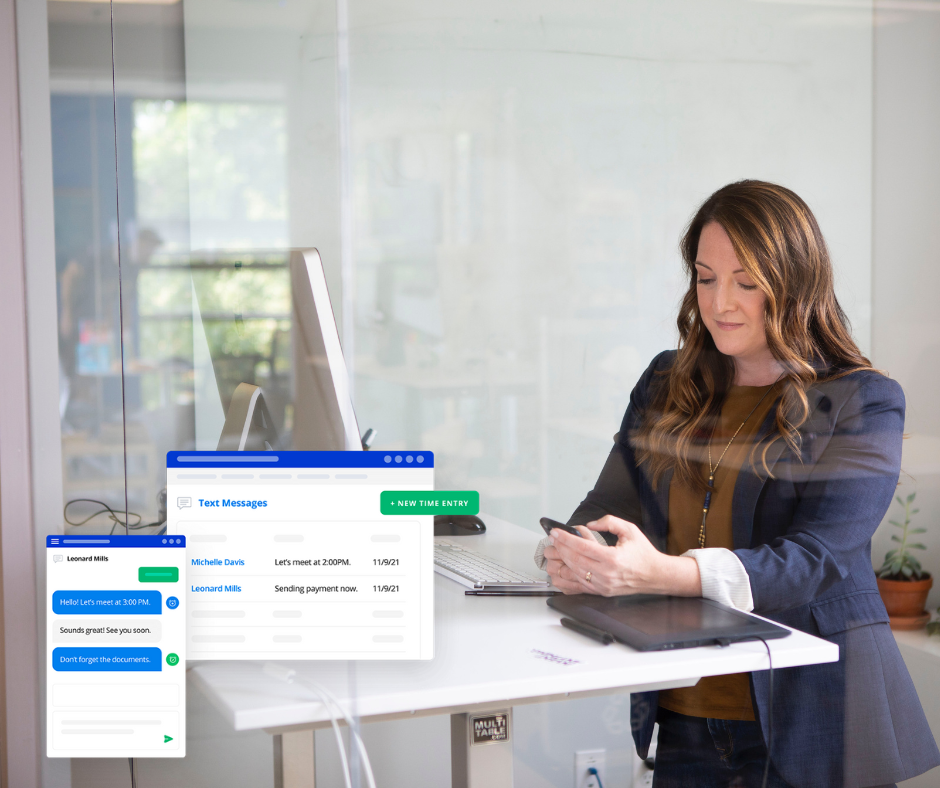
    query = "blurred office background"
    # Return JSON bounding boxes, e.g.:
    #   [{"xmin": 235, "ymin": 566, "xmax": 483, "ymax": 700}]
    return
[{"xmin": 10, "ymin": 0, "xmax": 940, "ymax": 785}]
